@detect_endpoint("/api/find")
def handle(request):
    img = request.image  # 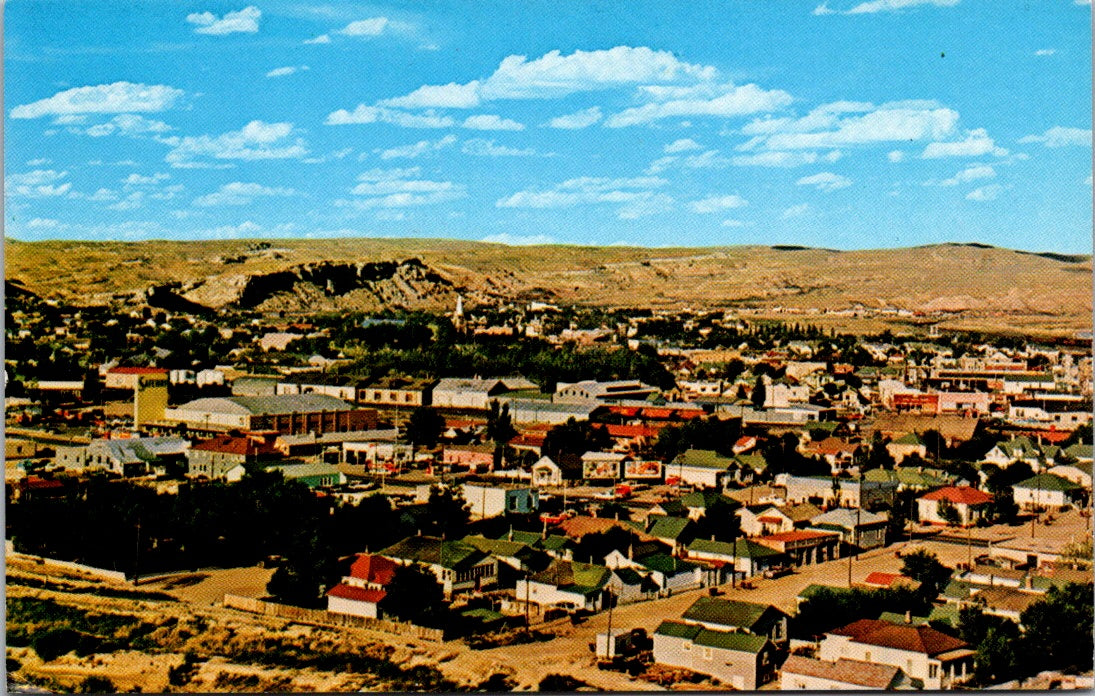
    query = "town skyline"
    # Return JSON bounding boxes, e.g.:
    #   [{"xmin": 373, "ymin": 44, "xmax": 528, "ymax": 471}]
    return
[{"xmin": 5, "ymin": 0, "xmax": 1093, "ymax": 251}]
